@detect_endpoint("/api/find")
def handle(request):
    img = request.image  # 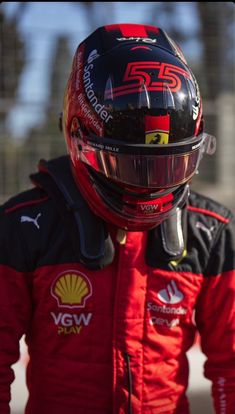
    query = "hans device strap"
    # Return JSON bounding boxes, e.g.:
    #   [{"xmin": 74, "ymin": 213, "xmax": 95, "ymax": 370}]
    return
[
  {"xmin": 146, "ymin": 207, "xmax": 187, "ymax": 267},
  {"xmin": 30, "ymin": 156, "xmax": 114, "ymax": 270}
]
